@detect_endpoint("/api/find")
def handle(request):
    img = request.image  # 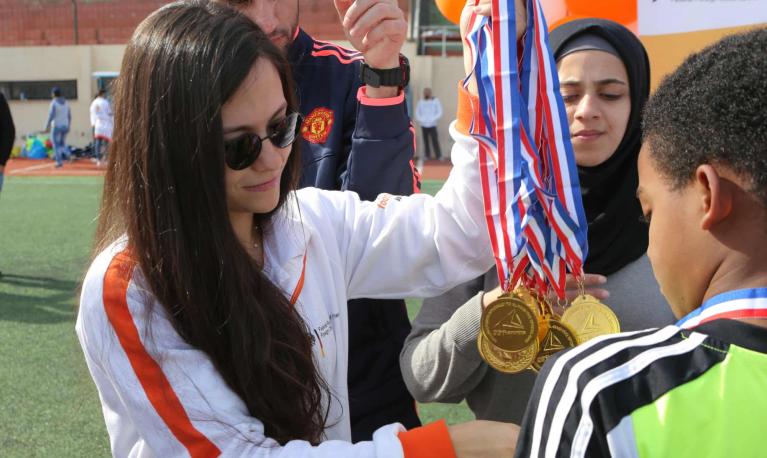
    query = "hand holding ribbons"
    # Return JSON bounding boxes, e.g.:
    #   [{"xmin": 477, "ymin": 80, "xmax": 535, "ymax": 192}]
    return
[
  {"xmin": 460, "ymin": 0, "xmax": 526, "ymax": 93},
  {"xmin": 461, "ymin": 0, "xmax": 526, "ymax": 39}
]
